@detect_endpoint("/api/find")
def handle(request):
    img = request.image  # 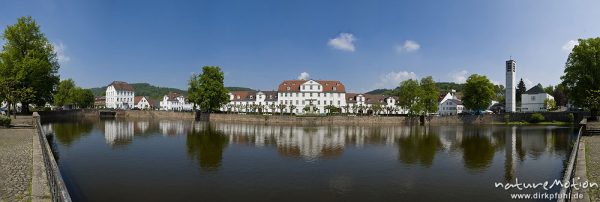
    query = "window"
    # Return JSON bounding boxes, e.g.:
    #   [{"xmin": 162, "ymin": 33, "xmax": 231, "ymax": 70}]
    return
[
  {"xmin": 531, "ymin": 96, "xmax": 535, "ymax": 101},
  {"xmin": 337, "ymin": 100, "xmax": 340, "ymax": 105},
  {"xmin": 287, "ymin": 86, "xmax": 290, "ymax": 91},
  {"xmin": 333, "ymin": 87, "xmax": 337, "ymax": 91},
  {"xmin": 310, "ymin": 85, "xmax": 313, "ymax": 90}
]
